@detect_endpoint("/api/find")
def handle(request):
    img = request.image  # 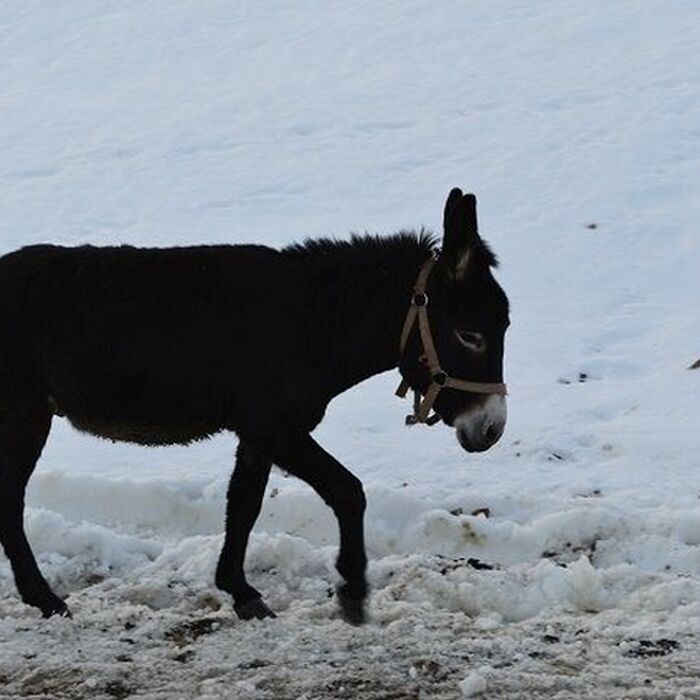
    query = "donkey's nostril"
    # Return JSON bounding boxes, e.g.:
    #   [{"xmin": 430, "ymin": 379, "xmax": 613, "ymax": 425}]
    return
[{"xmin": 485, "ymin": 424, "xmax": 499, "ymax": 444}]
